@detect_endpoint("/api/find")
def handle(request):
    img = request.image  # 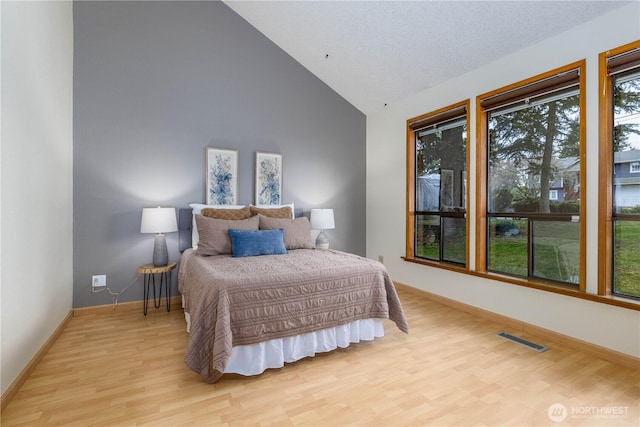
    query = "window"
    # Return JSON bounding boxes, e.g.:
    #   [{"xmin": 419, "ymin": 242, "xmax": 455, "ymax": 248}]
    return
[
  {"xmin": 478, "ymin": 61, "xmax": 585, "ymax": 287},
  {"xmin": 406, "ymin": 101, "xmax": 469, "ymax": 267},
  {"xmin": 599, "ymin": 41, "xmax": 640, "ymax": 299}
]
